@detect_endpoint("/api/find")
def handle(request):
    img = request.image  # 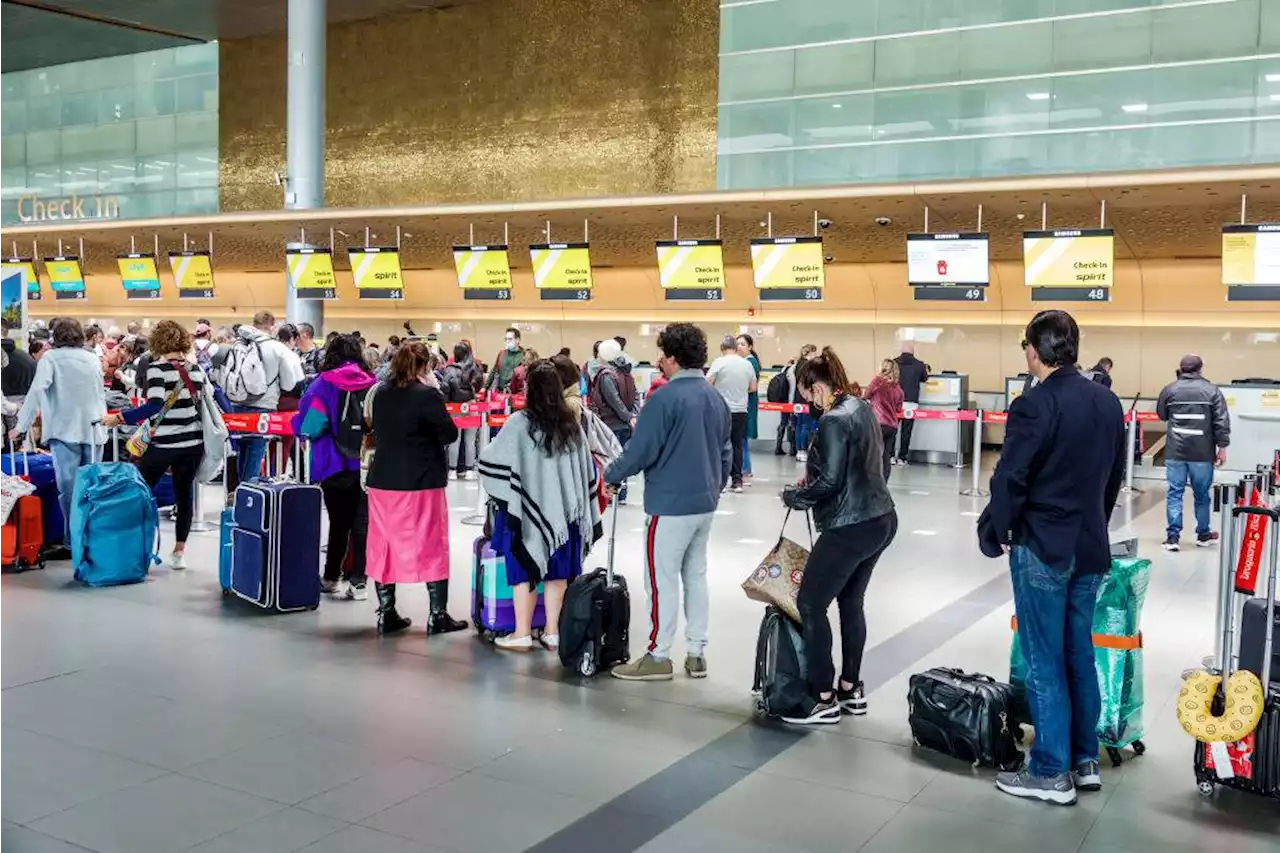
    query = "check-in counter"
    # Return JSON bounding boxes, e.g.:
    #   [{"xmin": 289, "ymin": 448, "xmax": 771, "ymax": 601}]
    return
[
  {"xmin": 1222, "ymin": 380, "xmax": 1280, "ymax": 474},
  {"xmin": 633, "ymin": 363, "xmax": 658, "ymax": 398},
  {"xmin": 1005, "ymin": 374, "xmax": 1032, "ymax": 410},
  {"xmin": 906, "ymin": 372, "xmax": 973, "ymax": 466}
]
